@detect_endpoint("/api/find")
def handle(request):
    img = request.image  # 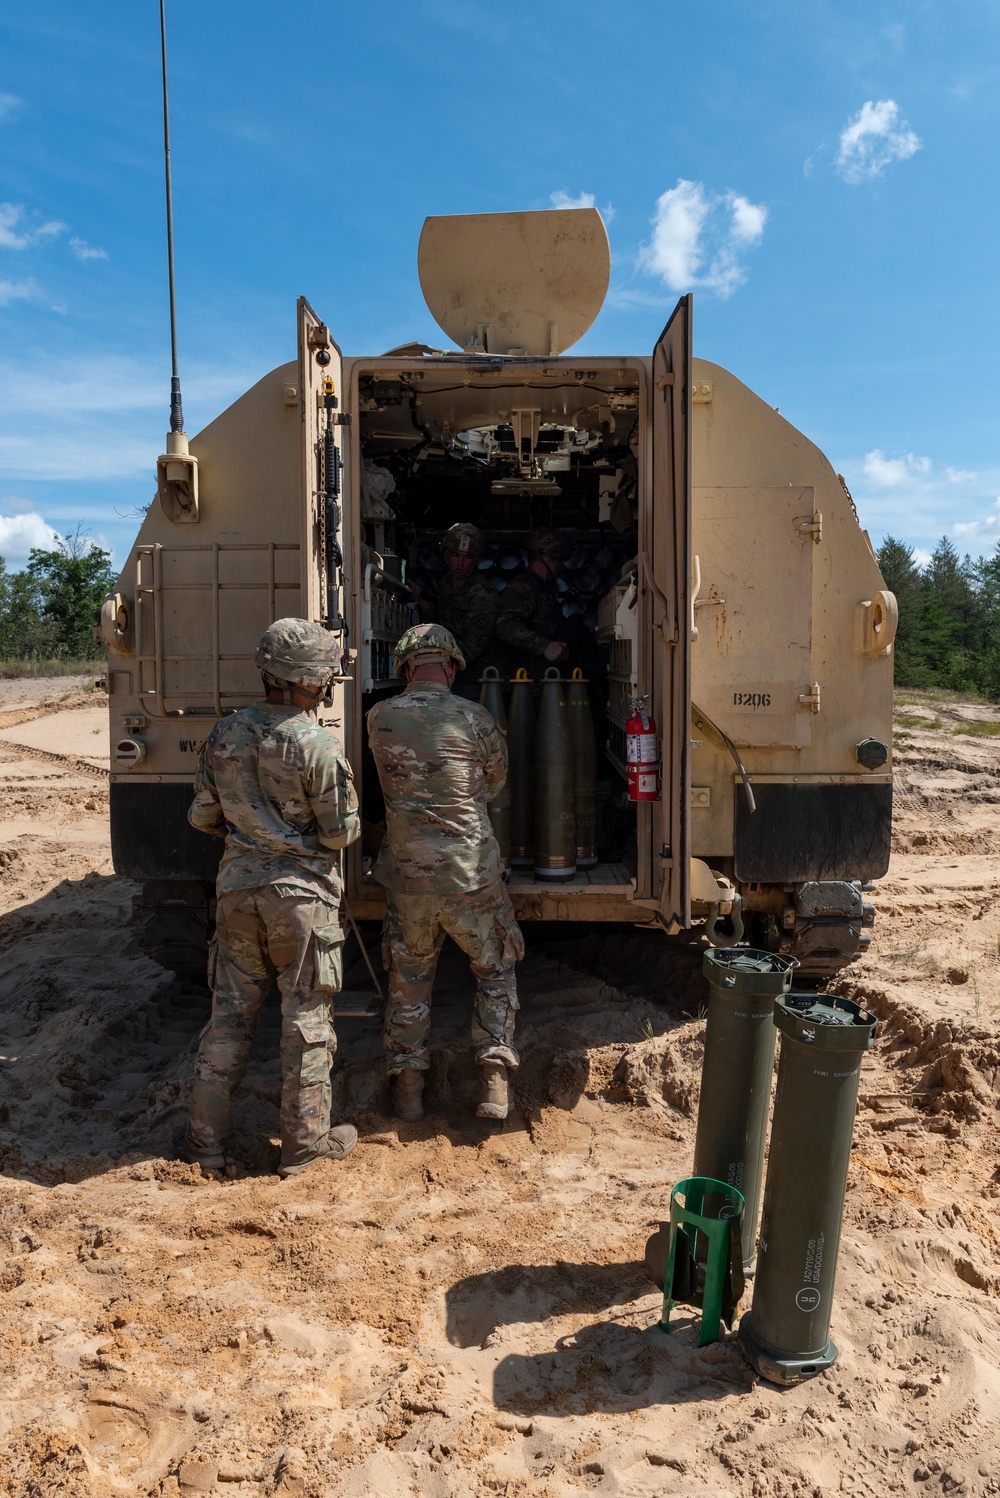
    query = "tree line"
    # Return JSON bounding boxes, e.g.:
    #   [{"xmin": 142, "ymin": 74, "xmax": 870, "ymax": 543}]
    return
[
  {"xmin": 878, "ymin": 535, "xmax": 1000, "ymax": 697},
  {"xmin": 1, "ymin": 528, "xmax": 996, "ymax": 691},
  {"xmin": 0, "ymin": 535, "xmax": 116, "ymax": 662}
]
